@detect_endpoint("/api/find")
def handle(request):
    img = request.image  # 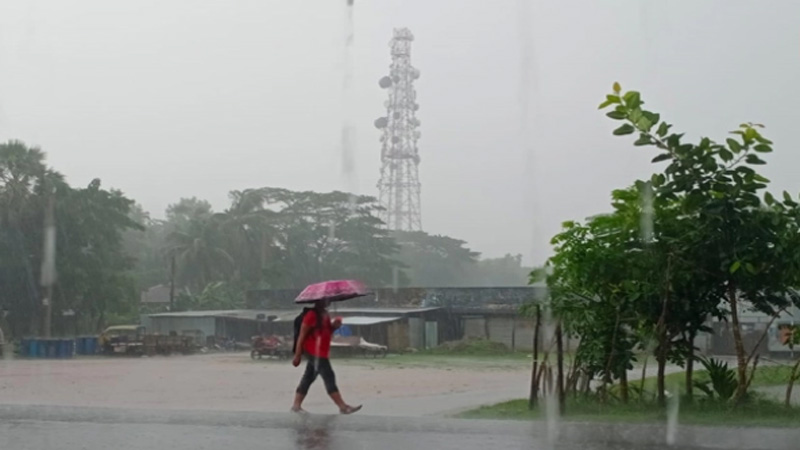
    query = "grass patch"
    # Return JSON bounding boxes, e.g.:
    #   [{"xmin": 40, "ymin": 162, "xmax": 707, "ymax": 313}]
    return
[
  {"xmin": 338, "ymin": 339, "xmax": 537, "ymax": 370},
  {"xmin": 341, "ymin": 352, "xmax": 531, "ymax": 370},
  {"xmin": 751, "ymin": 364, "xmax": 798, "ymax": 387},
  {"xmin": 458, "ymin": 396, "xmax": 800, "ymax": 427},
  {"xmin": 634, "ymin": 361, "xmax": 797, "ymax": 397}
]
